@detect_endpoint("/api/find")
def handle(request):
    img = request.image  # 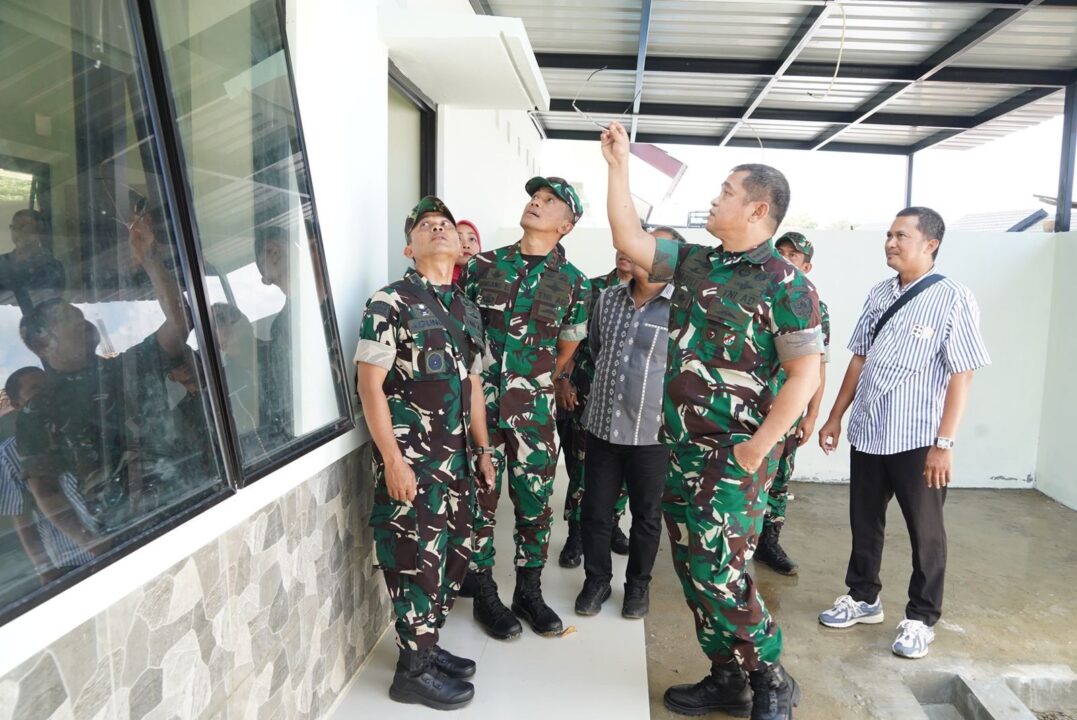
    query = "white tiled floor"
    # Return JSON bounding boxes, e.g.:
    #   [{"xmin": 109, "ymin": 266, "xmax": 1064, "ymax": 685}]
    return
[{"xmin": 333, "ymin": 471, "xmax": 650, "ymax": 719}]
